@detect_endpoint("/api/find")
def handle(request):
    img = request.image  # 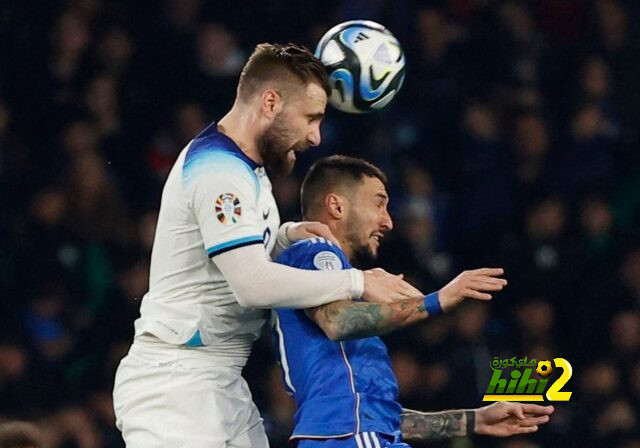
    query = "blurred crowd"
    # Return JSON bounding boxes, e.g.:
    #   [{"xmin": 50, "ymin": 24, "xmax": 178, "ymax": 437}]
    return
[{"xmin": 0, "ymin": 0, "xmax": 639, "ymax": 447}]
